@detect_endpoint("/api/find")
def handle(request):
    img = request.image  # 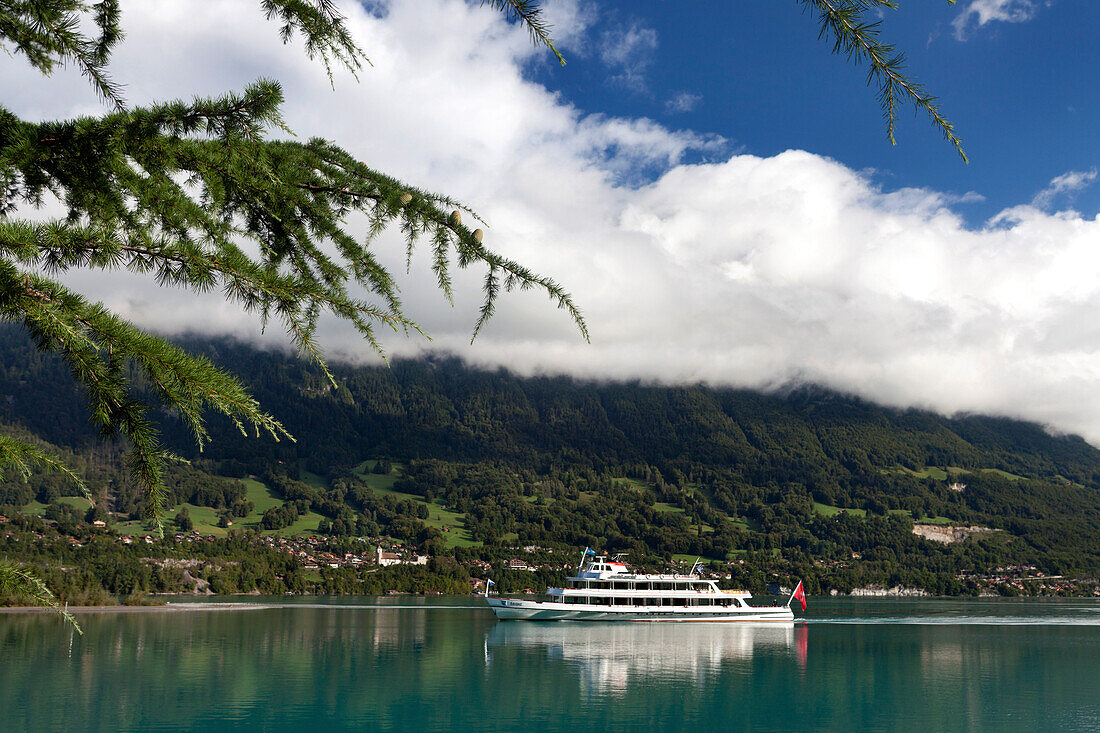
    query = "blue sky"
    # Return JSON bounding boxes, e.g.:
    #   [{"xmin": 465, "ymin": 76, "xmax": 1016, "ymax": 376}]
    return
[
  {"xmin": 6, "ymin": 0, "xmax": 1100, "ymax": 442},
  {"xmin": 534, "ymin": 0, "xmax": 1099, "ymax": 222}
]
